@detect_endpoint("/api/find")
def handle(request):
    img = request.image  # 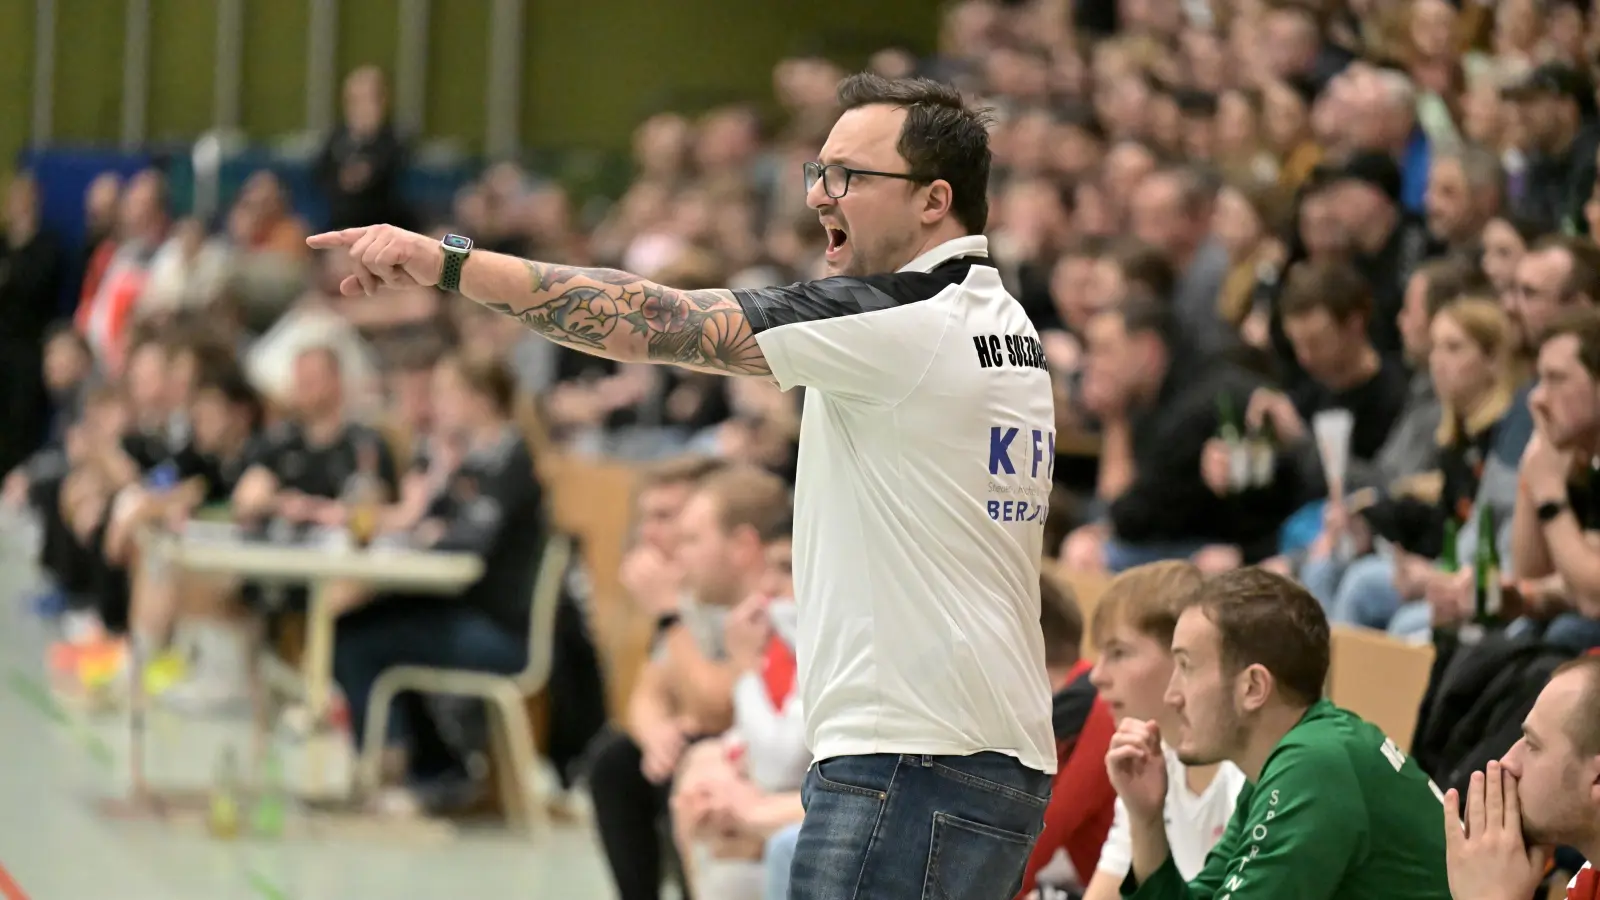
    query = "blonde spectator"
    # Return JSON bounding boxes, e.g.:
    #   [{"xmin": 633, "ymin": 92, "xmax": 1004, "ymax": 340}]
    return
[
  {"xmin": 1259, "ymin": 77, "xmax": 1323, "ymax": 190},
  {"xmin": 1211, "ymin": 88, "xmax": 1276, "ymax": 185},
  {"xmin": 1211, "ymin": 179, "xmax": 1291, "ymax": 330},
  {"xmin": 1379, "ymin": 297, "xmax": 1526, "ymax": 638},
  {"xmin": 1078, "ymin": 561, "xmax": 1245, "ymax": 900}
]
